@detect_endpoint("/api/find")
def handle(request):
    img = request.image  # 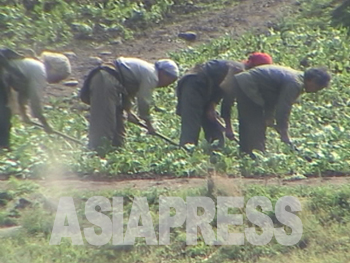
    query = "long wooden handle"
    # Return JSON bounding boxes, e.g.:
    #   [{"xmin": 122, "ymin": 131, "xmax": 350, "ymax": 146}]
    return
[
  {"xmin": 30, "ymin": 121, "xmax": 85, "ymax": 146},
  {"xmin": 132, "ymin": 121, "xmax": 190, "ymax": 152}
]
